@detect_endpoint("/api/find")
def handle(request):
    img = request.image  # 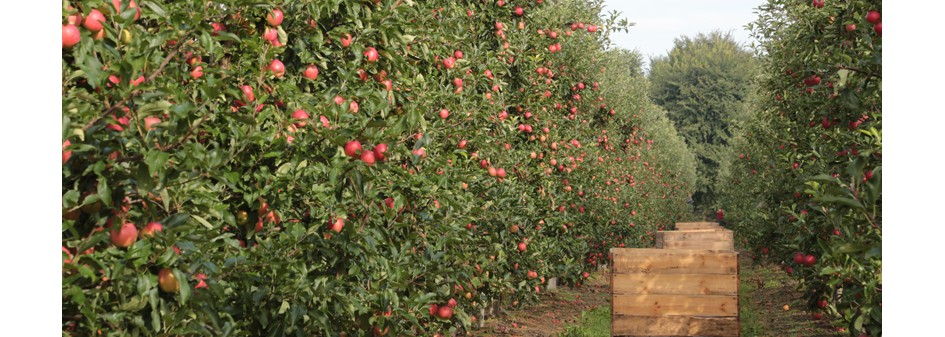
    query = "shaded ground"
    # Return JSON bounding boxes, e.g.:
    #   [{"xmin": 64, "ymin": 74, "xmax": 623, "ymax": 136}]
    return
[
  {"xmin": 738, "ymin": 252, "xmax": 843, "ymax": 337},
  {"xmin": 464, "ymin": 270, "xmax": 610, "ymax": 337}
]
